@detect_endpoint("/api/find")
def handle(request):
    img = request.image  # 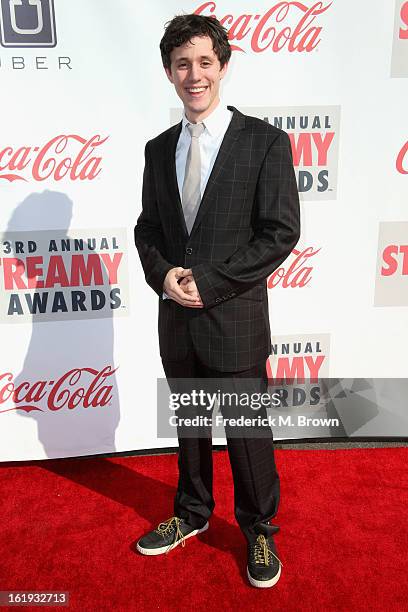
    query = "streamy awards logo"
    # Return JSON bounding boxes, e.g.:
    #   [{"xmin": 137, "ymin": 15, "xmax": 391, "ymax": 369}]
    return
[
  {"xmin": 242, "ymin": 106, "xmax": 340, "ymax": 200},
  {"xmin": 375, "ymin": 222, "xmax": 408, "ymax": 306},
  {"xmin": 266, "ymin": 333, "xmax": 330, "ymax": 408},
  {"xmin": 194, "ymin": 1, "xmax": 332, "ymax": 54},
  {"xmin": 391, "ymin": 0, "xmax": 408, "ymax": 77},
  {"xmin": 0, "ymin": 228, "xmax": 129, "ymax": 323}
]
